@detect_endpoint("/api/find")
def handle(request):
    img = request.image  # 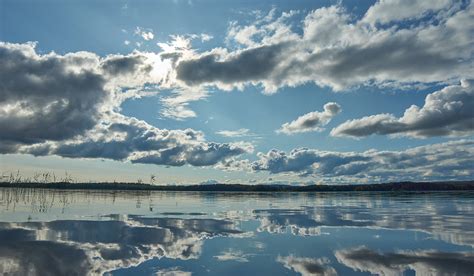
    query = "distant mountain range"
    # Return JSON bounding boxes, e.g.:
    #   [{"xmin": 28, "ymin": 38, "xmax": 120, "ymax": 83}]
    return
[{"xmin": 1, "ymin": 181, "xmax": 474, "ymax": 192}]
